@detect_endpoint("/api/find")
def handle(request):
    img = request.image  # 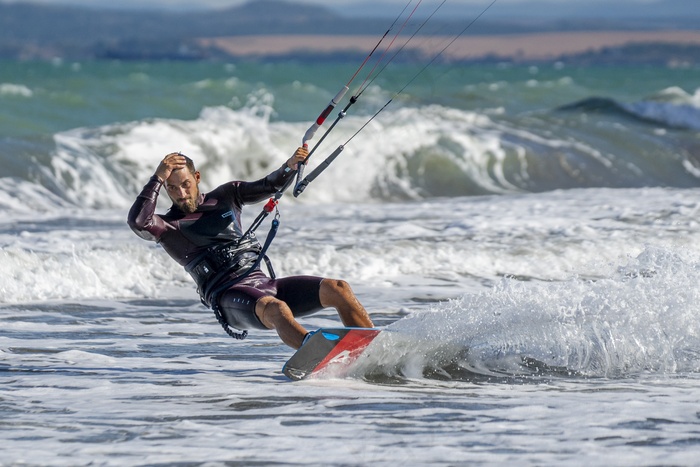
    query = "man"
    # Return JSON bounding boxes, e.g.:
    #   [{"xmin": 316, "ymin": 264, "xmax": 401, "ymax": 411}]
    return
[{"xmin": 127, "ymin": 147, "xmax": 373, "ymax": 349}]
